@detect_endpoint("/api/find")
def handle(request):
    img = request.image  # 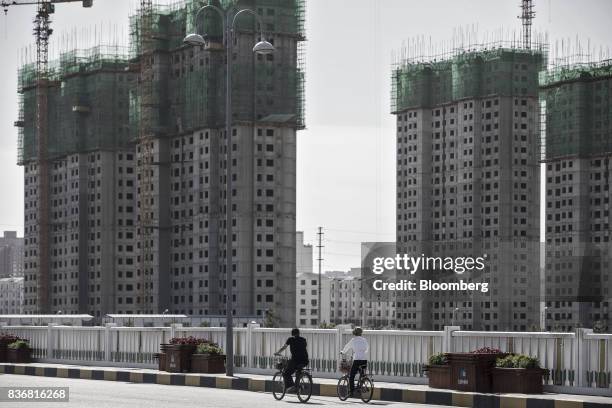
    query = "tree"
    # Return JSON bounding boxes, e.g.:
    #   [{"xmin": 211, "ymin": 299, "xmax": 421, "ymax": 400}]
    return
[{"xmin": 264, "ymin": 309, "xmax": 280, "ymax": 328}]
